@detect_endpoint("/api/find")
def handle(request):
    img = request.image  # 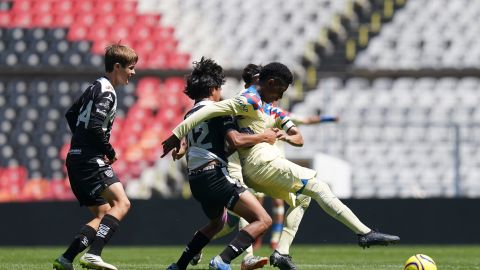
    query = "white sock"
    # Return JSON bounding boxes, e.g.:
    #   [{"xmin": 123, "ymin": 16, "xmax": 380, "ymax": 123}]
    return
[
  {"xmin": 276, "ymin": 195, "xmax": 311, "ymax": 254},
  {"xmin": 302, "ymin": 179, "xmax": 370, "ymax": 234}
]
